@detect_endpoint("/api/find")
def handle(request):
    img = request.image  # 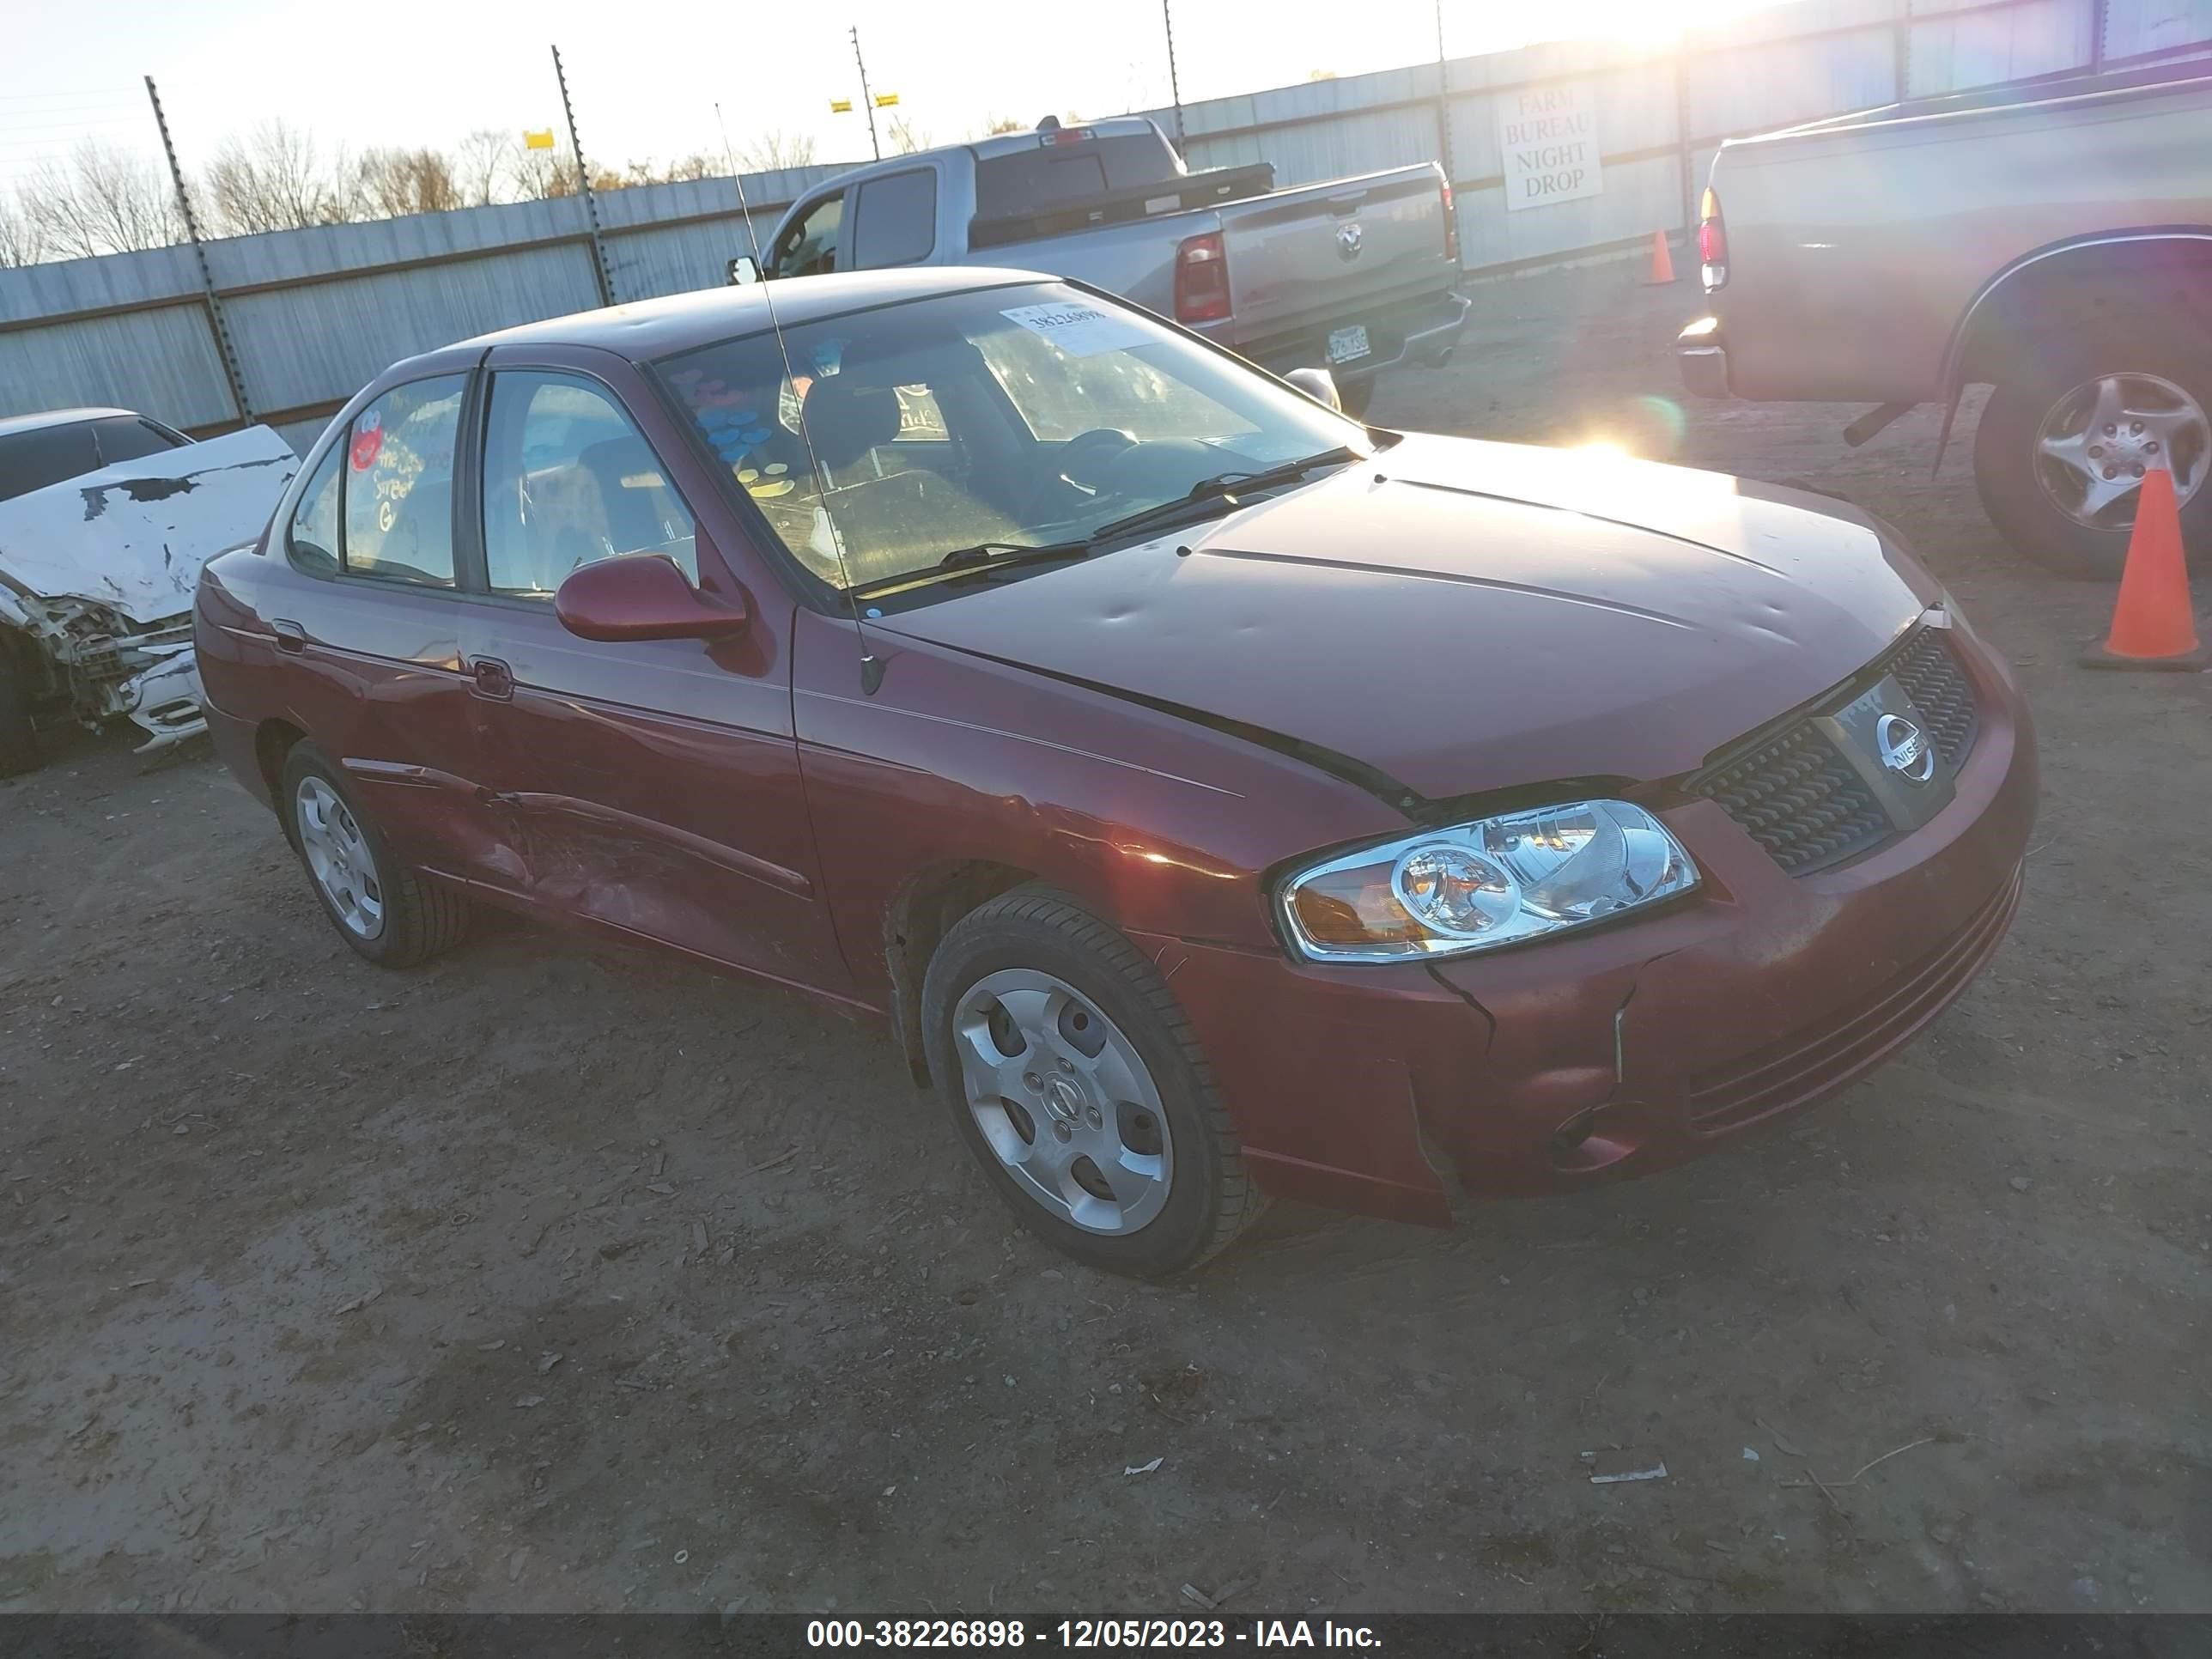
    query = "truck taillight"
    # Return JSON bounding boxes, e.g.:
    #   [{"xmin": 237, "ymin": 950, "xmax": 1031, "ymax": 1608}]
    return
[
  {"xmin": 1176, "ymin": 231, "xmax": 1231, "ymax": 325},
  {"xmin": 1440, "ymin": 177, "xmax": 1460, "ymax": 264},
  {"xmin": 1697, "ymin": 185, "xmax": 1728, "ymax": 289}
]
